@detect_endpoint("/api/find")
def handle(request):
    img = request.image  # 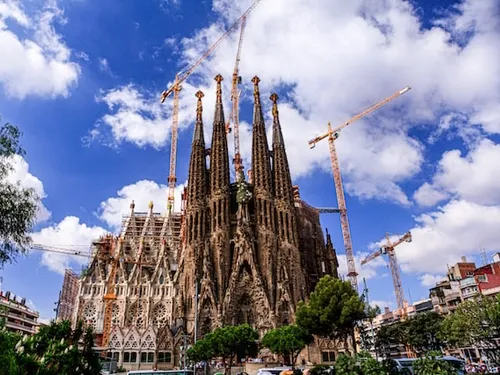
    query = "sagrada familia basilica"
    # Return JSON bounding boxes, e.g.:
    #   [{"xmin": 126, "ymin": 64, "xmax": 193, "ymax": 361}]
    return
[{"xmin": 72, "ymin": 75, "xmax": 340, "ymax": 369}]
